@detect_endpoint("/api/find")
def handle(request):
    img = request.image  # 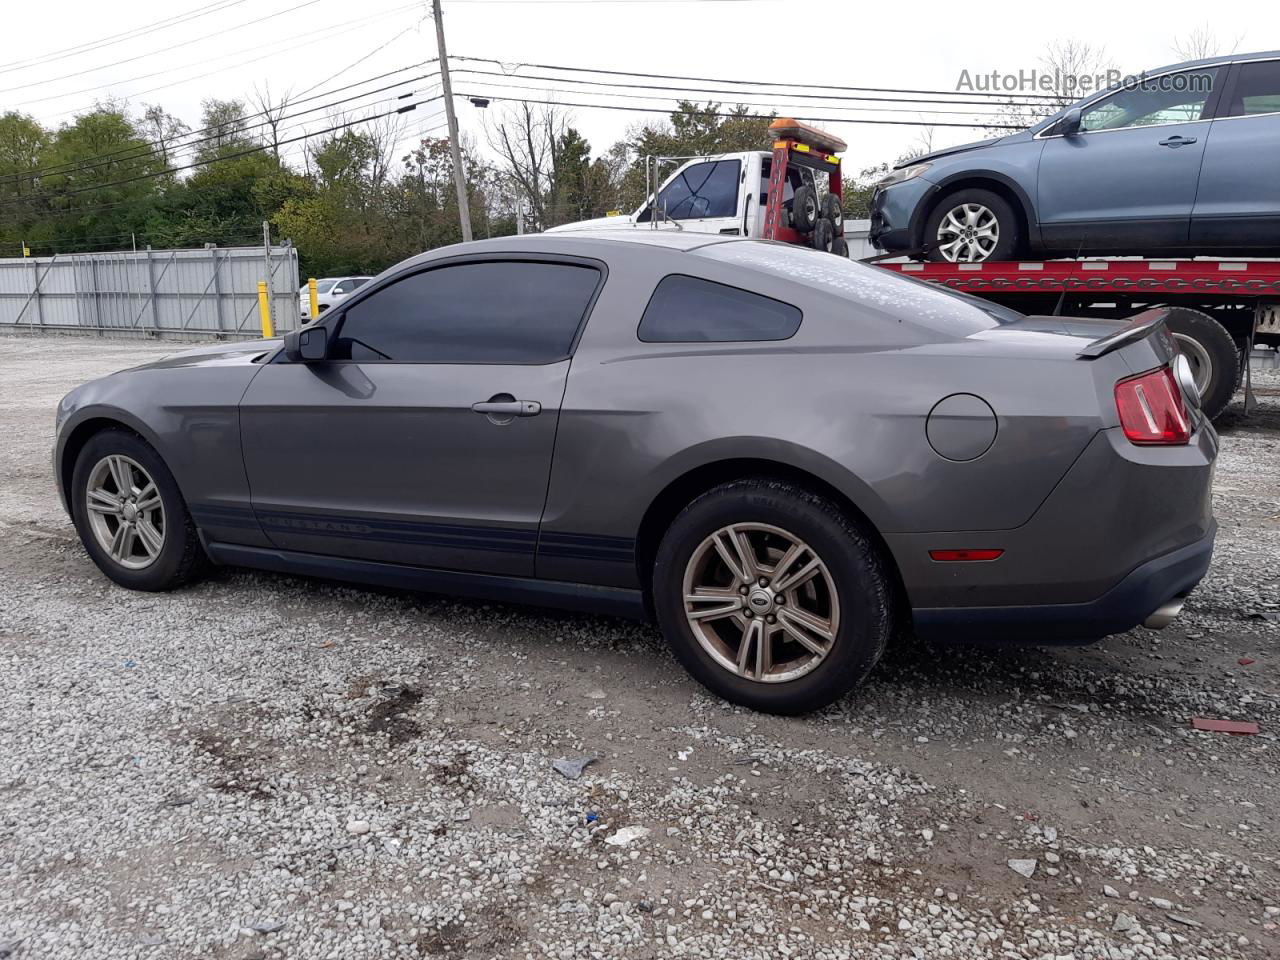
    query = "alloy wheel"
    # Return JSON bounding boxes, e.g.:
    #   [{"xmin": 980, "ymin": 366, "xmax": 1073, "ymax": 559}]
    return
[
  {"xmin": 936, "ymin": 202, "xmax": 1000, "ymax": 262},
  {"xmin": 682, "ymin": 523, "xmax": 840, "ymax": 683},
  {"xmin": 85, "ymin": 455, "xmax": 166, "ymax": 570}
]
